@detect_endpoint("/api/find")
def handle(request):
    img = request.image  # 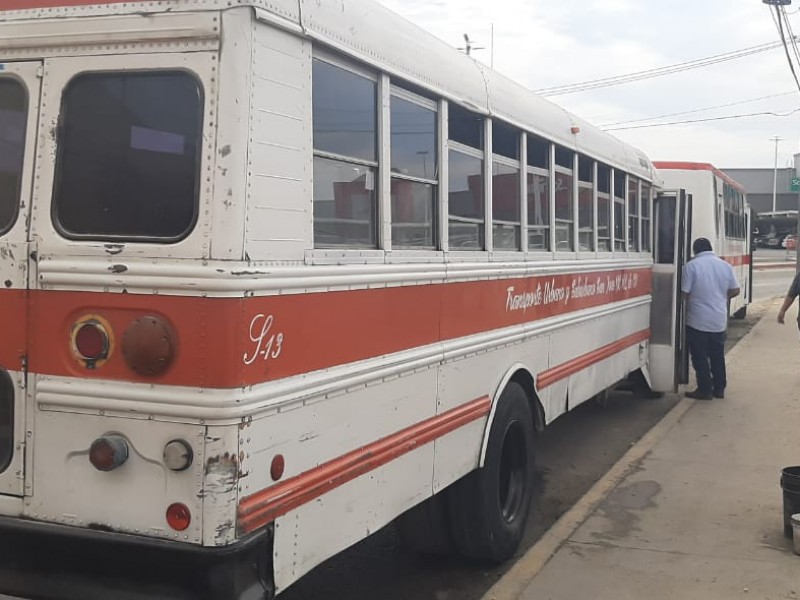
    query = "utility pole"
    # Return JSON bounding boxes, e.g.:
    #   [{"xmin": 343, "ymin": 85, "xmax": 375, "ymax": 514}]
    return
[
  {"xmin": 491, "ymin": 23, "xmax": 495, "ymax": 68},
  {"xmin": 772, "ymin": 136, "xmax": 783, "ymax": 214}
]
